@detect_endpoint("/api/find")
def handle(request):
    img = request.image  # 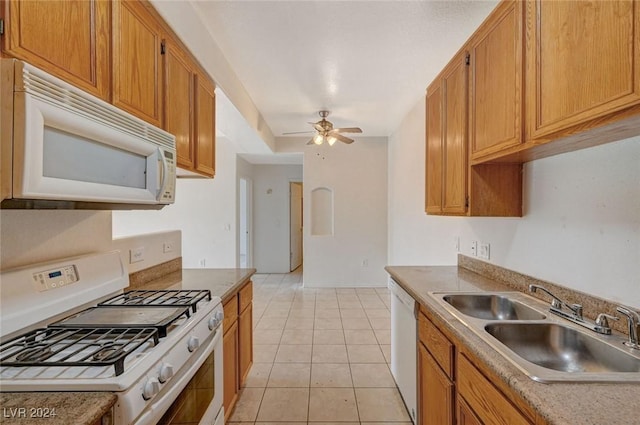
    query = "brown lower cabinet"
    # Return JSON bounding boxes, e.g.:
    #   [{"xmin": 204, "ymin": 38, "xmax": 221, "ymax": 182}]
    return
[
  {"xmin": 418, "ymin": 342, "xmax": 454, "ymax": 425},
  {"xmin": 223, "ymin": 281, "xmax": 253, "ymax": 420},
  {"xmin": 457, "ymin": 398, "xmax": 483, "ymax": 425},
  {"xmin": 418, "ymin": 307, "xmax": 538, "ymax": 425},
  {"xmin": 238, "ymin": 281, "xmax": 253, "ymax": 385},
  {"xmin": 223, "ymin": 319, "xmax": 239, "ymax": 420}
]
